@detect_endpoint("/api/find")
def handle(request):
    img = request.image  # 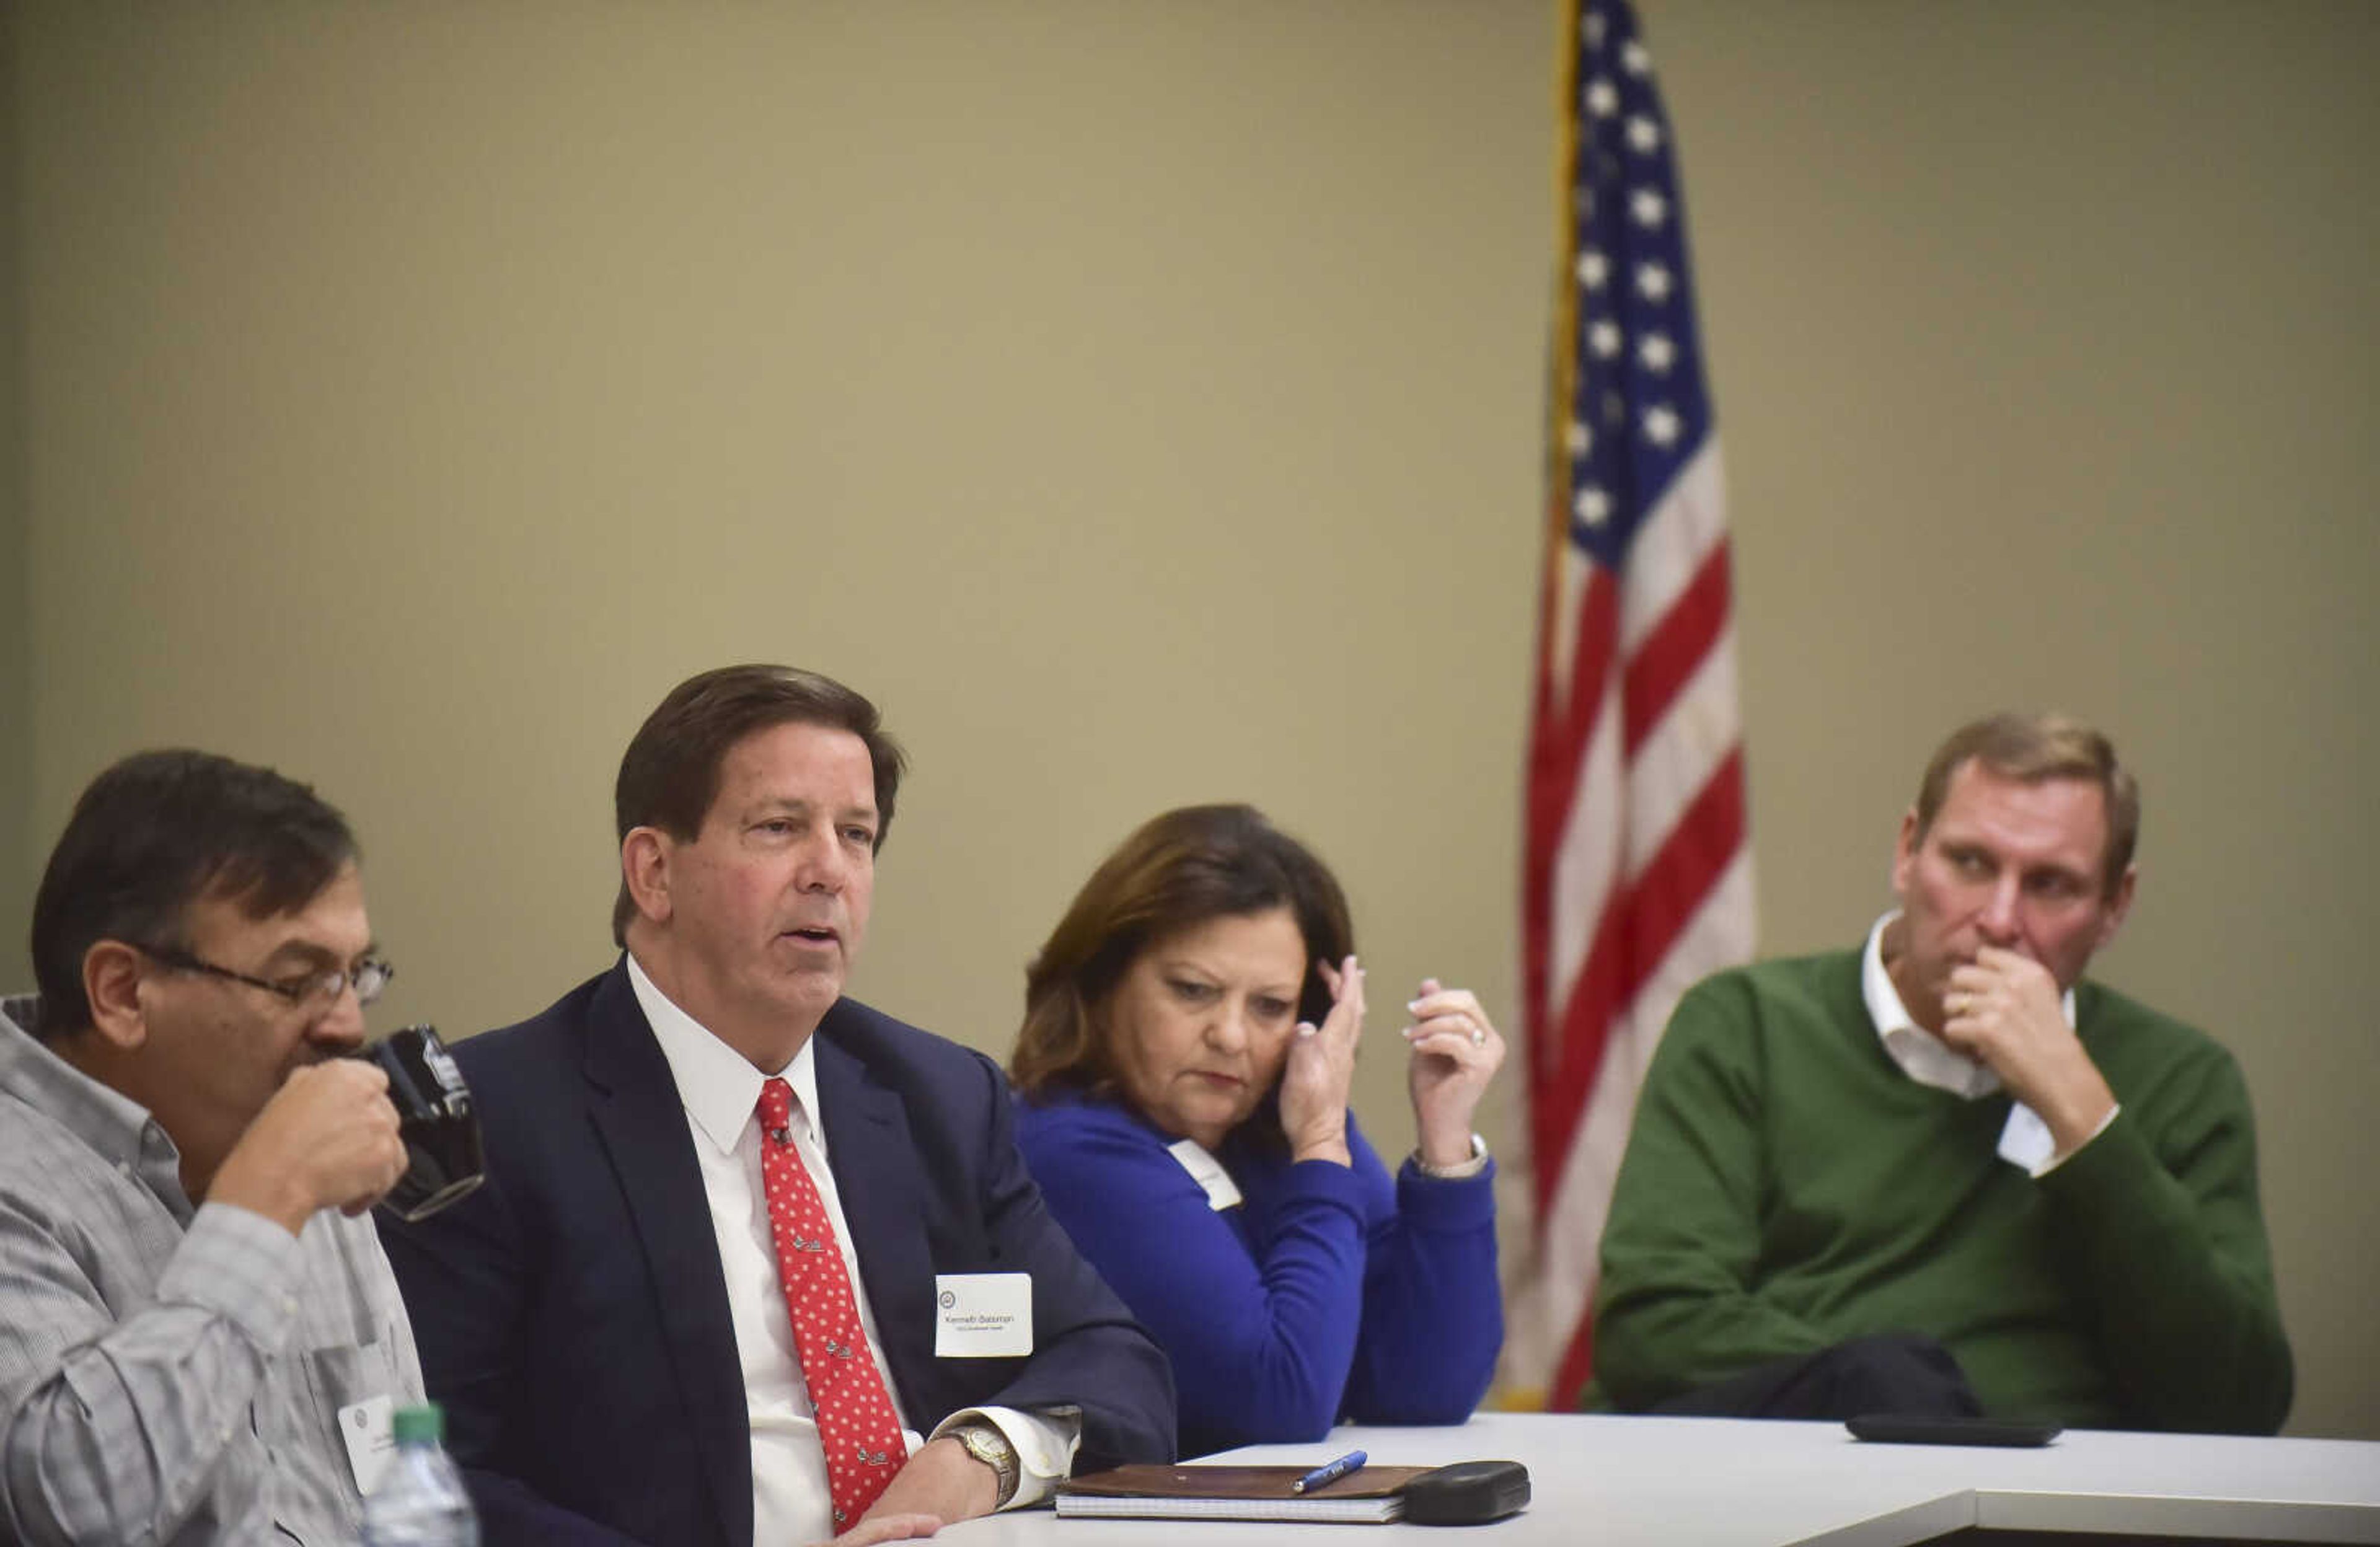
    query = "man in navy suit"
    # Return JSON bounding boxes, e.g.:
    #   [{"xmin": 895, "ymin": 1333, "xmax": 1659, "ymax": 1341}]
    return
[{"xmin": 379, "ymin": 666, "xmax": 1173, "ymax": 1546}]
